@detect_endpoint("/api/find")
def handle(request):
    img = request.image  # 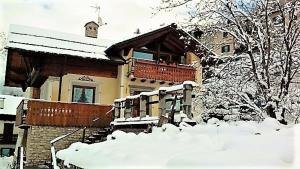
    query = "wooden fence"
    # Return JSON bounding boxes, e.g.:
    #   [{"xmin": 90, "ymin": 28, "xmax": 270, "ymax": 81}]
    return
[{"xmin": 18, "ymin": 100, "xmax": 113, "ymax": 128}]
